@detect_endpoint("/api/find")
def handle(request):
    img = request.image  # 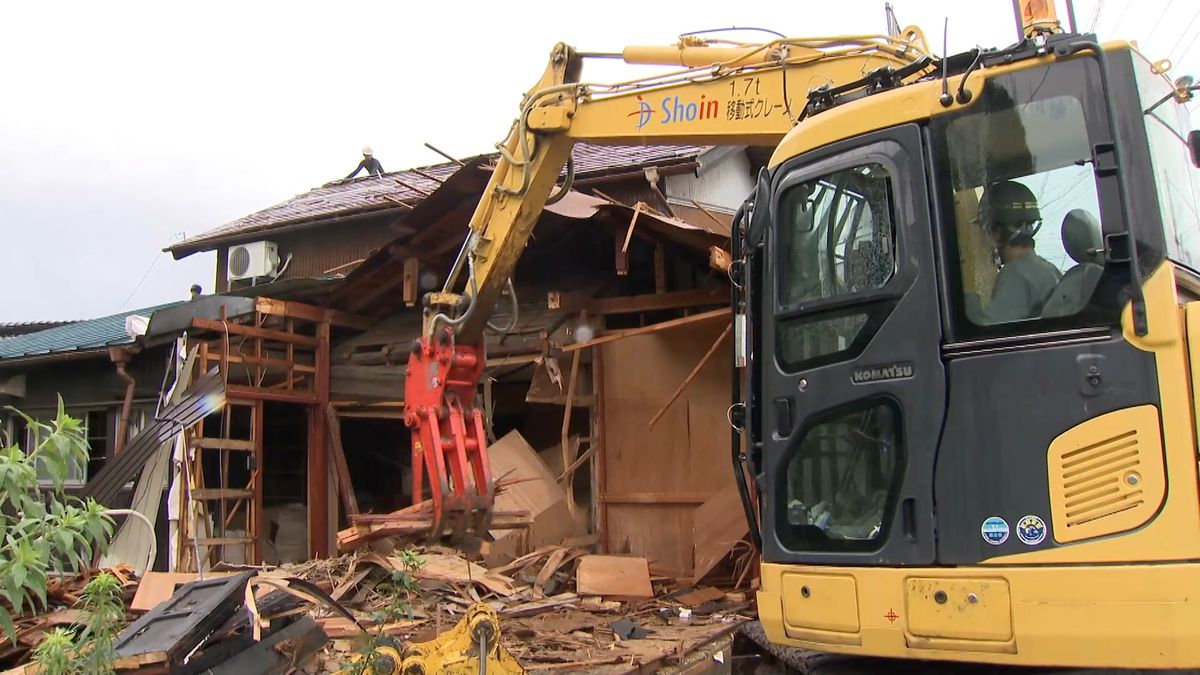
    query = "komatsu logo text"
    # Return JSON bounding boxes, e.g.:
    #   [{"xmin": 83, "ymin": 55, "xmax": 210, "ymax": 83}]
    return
[{"xmin": 851, "ymin": 362, "xmax": 915, "ymax": 384}]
